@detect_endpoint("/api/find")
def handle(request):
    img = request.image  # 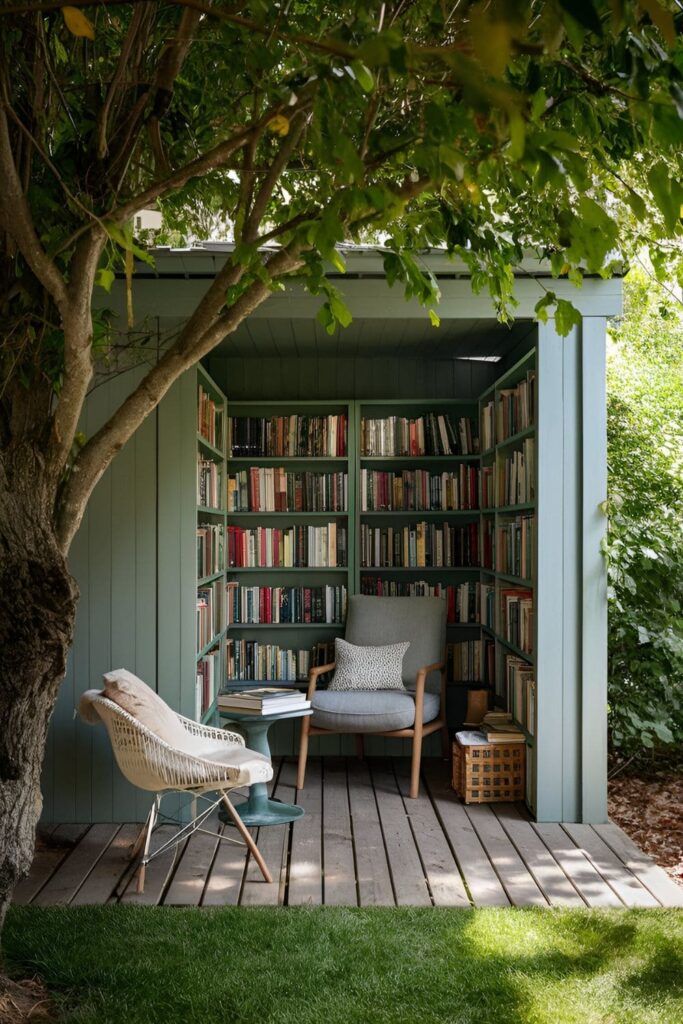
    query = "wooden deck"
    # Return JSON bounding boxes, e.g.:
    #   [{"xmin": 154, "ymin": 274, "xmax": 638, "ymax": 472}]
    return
[{"xmin": 15, "ymin": 758, "xmax": 683, "ymax": 909}]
